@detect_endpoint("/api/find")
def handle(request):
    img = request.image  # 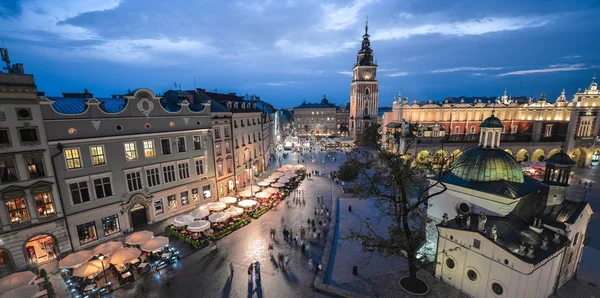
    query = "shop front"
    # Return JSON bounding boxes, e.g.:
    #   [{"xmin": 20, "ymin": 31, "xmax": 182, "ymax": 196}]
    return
[{"xmin": 24, "ymin": 234, "xmax": 58, "ymax": 265}]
